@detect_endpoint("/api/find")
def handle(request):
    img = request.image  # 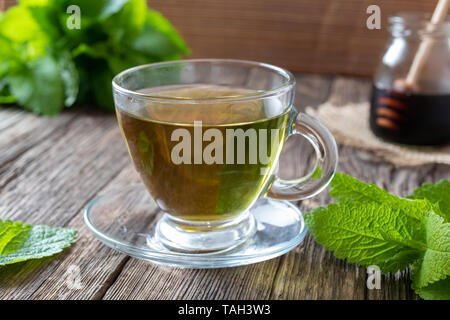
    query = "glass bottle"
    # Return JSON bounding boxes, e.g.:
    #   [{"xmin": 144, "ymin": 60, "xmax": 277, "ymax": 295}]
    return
[{"xmin": 370, "ymin": 13, "xmax": 450, "ymax": 145}]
